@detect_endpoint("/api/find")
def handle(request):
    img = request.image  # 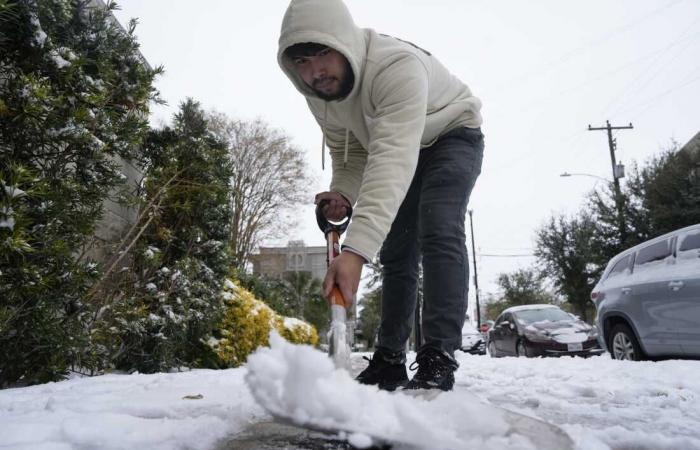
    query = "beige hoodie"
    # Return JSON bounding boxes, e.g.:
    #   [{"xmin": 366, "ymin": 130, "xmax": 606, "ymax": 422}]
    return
[{"xmin": 278, "ymin": 0, "xmax": 482, "ymax": 261}]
